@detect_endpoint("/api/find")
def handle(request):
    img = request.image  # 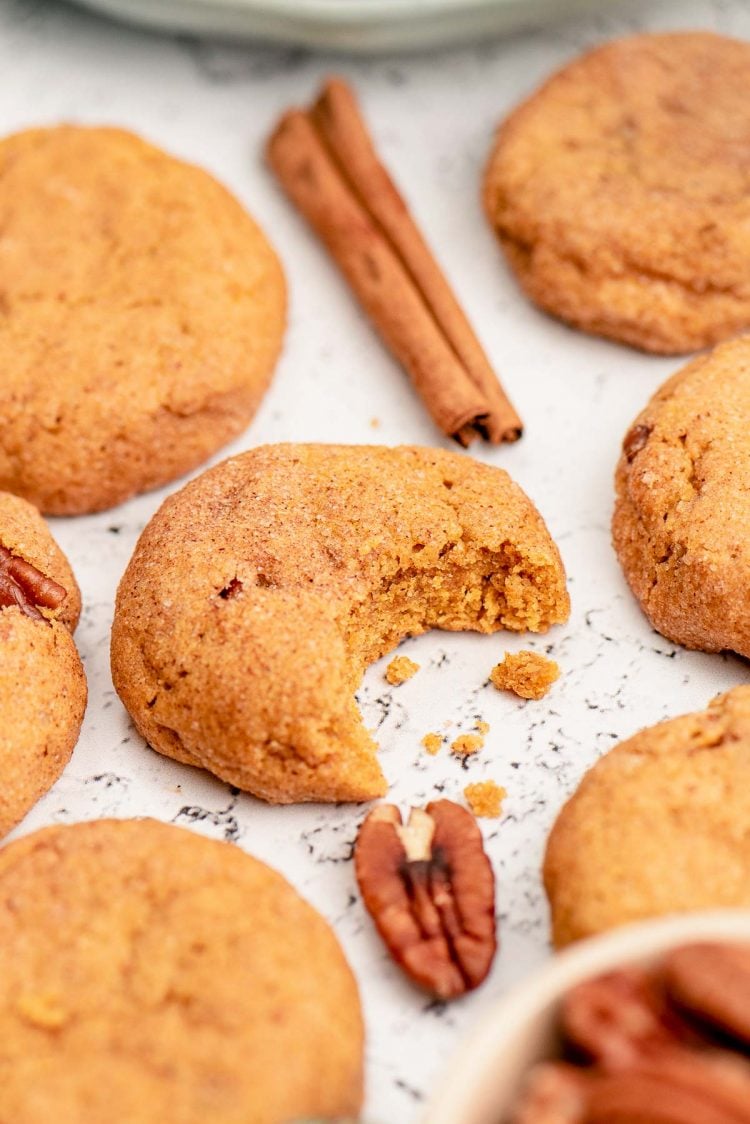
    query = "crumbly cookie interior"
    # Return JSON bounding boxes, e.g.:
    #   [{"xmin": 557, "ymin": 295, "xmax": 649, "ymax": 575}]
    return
[
  {"xmin": 346, "ymin": 539, "xmax": 562, "ymax": 671},
  {"xmin": 112, "ymin": 444, "xmax": 569, "ymax": 804}
]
